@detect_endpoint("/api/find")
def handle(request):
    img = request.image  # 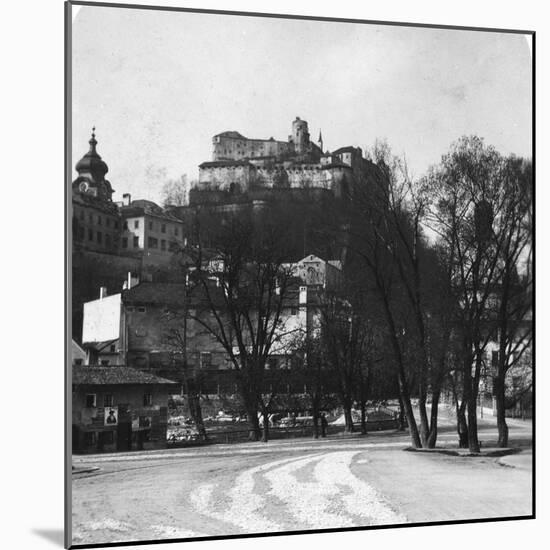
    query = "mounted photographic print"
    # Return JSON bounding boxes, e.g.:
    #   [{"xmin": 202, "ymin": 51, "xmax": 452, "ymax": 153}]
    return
[{"xmin": 66, "ymin": 1, "xmax": 534, "ymax": 548}]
